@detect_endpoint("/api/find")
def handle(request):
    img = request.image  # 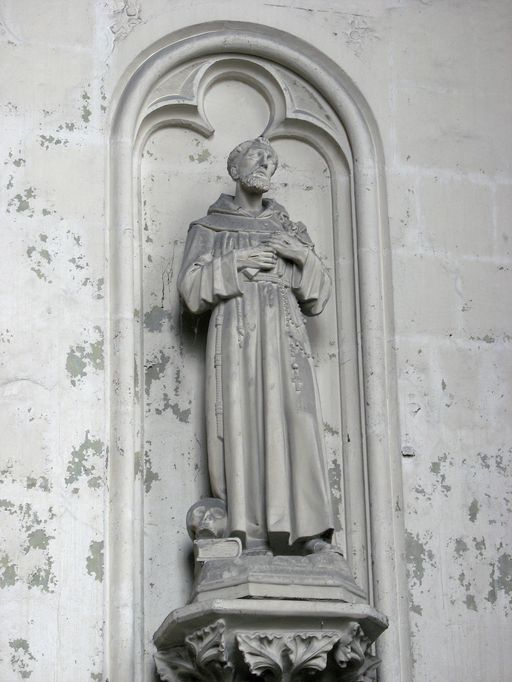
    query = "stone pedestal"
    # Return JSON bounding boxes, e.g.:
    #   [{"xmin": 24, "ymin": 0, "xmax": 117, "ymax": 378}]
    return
[
  {"xmin": 191, "ymin": 550, "xmax": 367, "ymax": 603},
  {"xmin": 153, "ymin": 598, "xmax": 388, "ymax": 681}
]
